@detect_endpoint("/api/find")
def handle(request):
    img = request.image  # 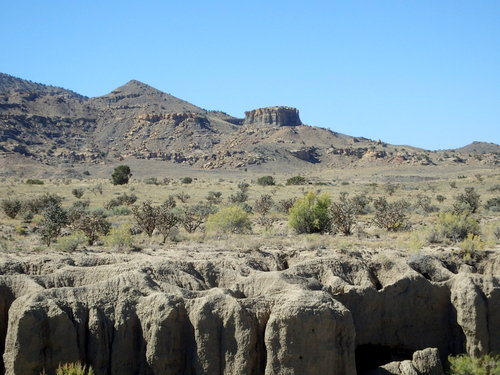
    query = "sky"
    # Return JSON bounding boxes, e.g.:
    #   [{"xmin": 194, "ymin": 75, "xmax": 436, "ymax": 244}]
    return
[{"xmin": 1, "ymin": 1, "xmax": 499, "ymax": 150}]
